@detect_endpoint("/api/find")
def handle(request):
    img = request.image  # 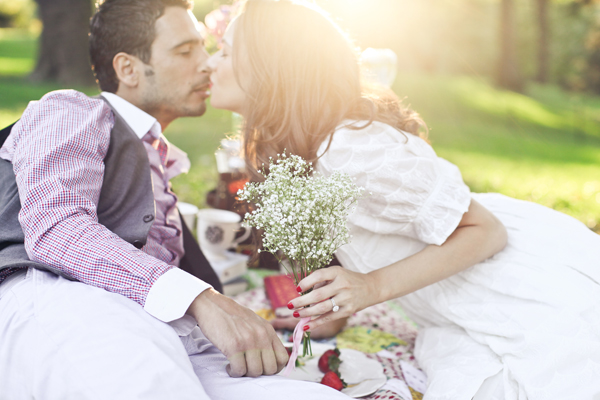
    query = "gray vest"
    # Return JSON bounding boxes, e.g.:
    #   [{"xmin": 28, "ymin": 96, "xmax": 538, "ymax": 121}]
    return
[
  {"xmin": 0, "ymin": 96, "xmax": 222, "ymax": 292},
  {"xmin": 0, "ymin": 98, "xmax": 156, "ymax": 280}
]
